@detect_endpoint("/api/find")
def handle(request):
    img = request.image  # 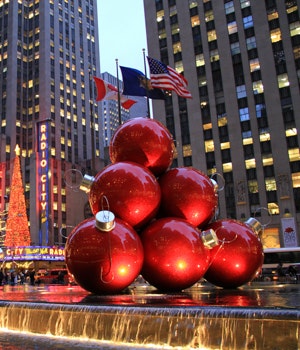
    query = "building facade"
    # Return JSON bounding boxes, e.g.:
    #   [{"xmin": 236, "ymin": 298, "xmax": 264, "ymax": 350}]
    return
[
  {"xmin": 0, "ymin": 0, "xmax": 102, "ymax": 246},
  {"xmin": 144, "ymin": 0, "xmax": 300, "ymax": 248}
]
